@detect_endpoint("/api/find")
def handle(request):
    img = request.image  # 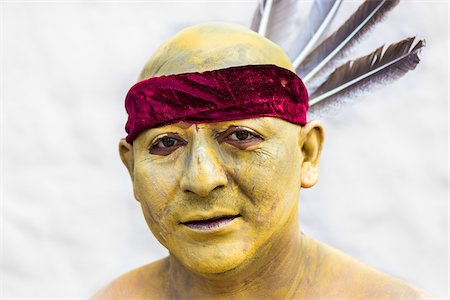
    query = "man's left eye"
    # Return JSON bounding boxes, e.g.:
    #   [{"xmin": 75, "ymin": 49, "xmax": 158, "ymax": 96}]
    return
[
  {"xmin": 224, "ymin": 129, "xmax": 263, "ymax": 149},
  {"xmin": 228, "ymin": 130, "xmax": 253, "ymax": 141}
]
